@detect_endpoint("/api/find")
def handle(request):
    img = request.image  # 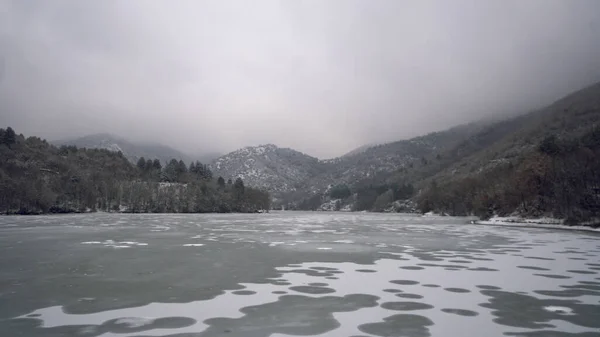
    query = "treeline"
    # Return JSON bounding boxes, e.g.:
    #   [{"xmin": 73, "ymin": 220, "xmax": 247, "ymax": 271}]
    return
[
  {"xmin": 135, "ymin": 156, "xmax": 214, "ymax": 183},
  {"xmin": 0, "ymin": 127, "xmax": 270, "ymax": 214},
  {"xmin": 417, "ymin": 127, "xmax": 600, "ymax": 225},
  {"xmin": 353, "ymin": 182, "xmax": 415, "ymax": 211},
  {"xmin": 293, "ymin": 182, "xmax": 415, "ymax": 212}
]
